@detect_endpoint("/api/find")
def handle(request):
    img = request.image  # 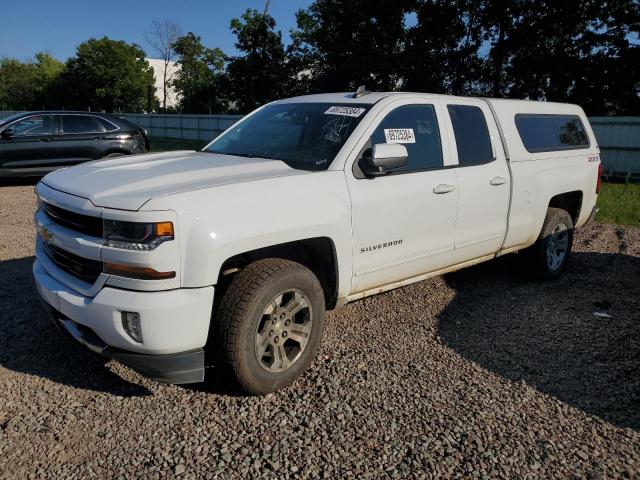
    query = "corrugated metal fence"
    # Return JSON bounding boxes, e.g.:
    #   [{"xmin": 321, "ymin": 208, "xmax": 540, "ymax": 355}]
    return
[
  {"xmin": 588, "ymin": 117, "xmax": 640, "ymax": 181},
  {"xmin": 120, "ymin": 113, "xmax": 243, "ymax": 142},
  {"xmin": 2, "ymin": 110, "xmax": 639, "ymax": 179}
]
